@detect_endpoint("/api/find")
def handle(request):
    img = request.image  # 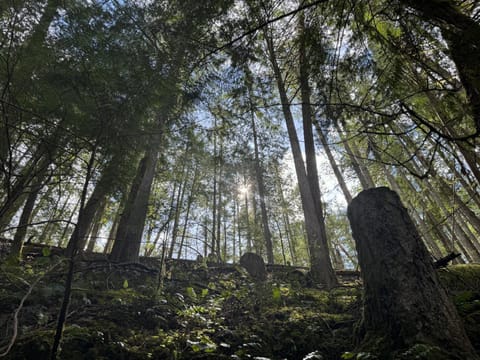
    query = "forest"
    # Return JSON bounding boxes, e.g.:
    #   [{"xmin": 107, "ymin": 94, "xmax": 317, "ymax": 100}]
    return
[{"xmin": 0, "ymin": 0, "xmax": 480, "ymax": 359}]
